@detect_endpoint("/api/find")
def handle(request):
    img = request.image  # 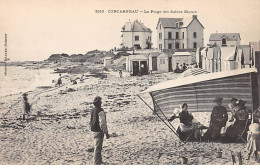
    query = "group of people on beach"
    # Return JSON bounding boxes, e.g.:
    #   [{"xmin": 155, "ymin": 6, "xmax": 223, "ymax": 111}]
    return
[
  {"xmin": 168, "ymin": 97, "xmax": 260, "ymax": 160},
  {"xmin": 21, "ymin": 92, "xmax": 260, "ymax": 164},
  {"xmin": 174, "ymin": 63, "xmax": 198, "ymax": 73},
  {"xmin": 168, "ymin": 97, "xmax": 258, "ymax": 143}
]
